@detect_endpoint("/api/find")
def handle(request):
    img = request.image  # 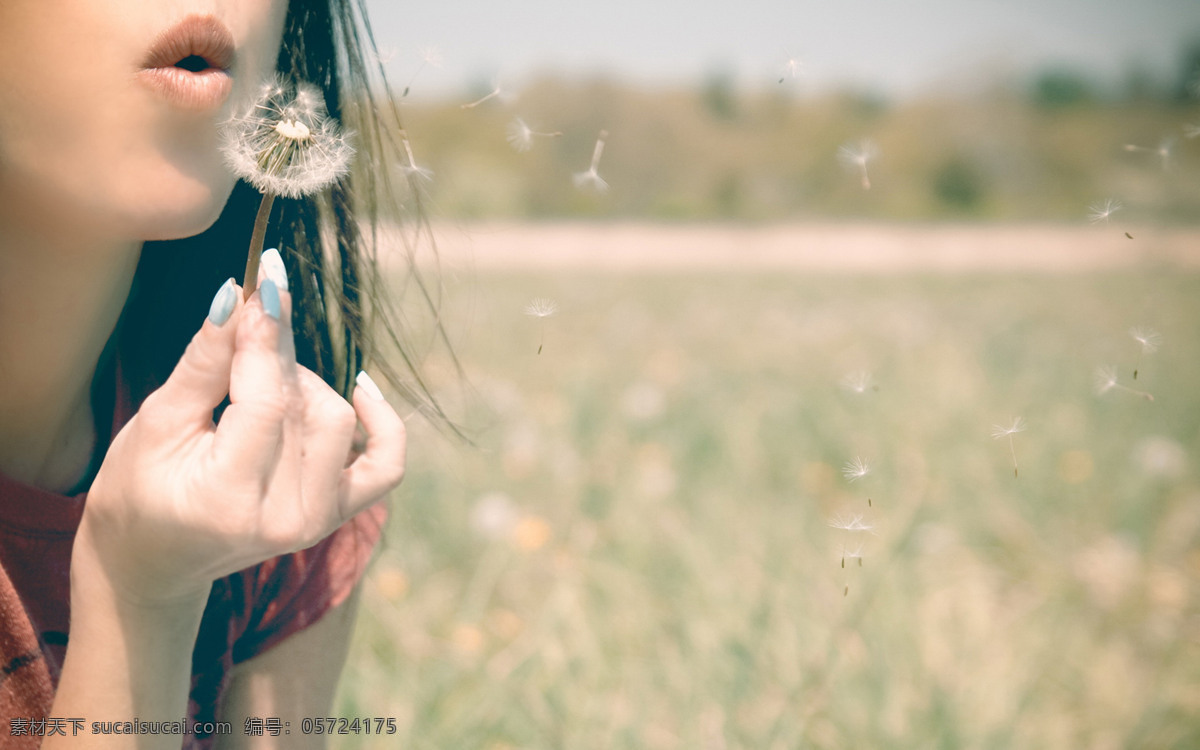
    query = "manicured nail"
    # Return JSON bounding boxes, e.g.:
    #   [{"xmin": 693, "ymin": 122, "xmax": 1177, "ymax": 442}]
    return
[
  {"xmin": 356, "ymin": 370, "xmax": 385, "ymax": 401},
  {"xmin": 260, "ymin": 279, "xmax": 281, "ymax": 321},
  {"xmin": 207, "ymin": 278, "xmax": 237, "ymax": 326},
  {"xmin": 260, "ymin": 247, "xmax": 289, "ymax": 292}
]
